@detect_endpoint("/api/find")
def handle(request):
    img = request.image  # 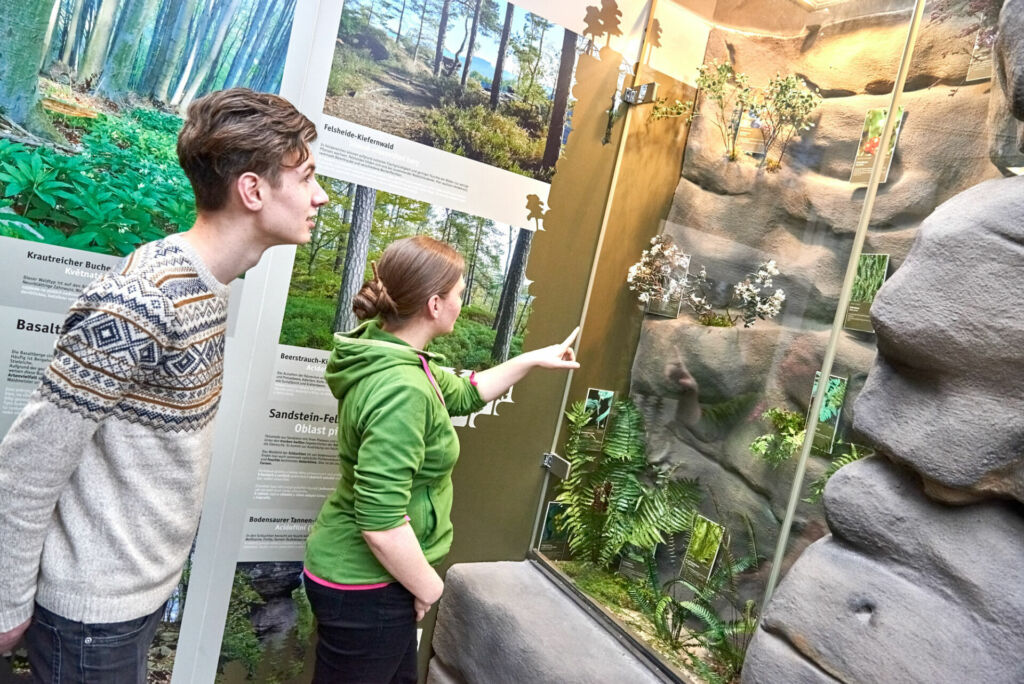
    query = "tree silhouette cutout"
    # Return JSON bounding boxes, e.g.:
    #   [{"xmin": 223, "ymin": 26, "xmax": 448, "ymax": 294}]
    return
[
  {"xmin": 600, "ymin": 0, "xmax": 622, "ymax": 47},
  {"xmin": 583, "ymin": 6, "xmax": 605, "ymax": 55},
  {"xmin": 649, "ymin": 18, "xmax": 663, "ymax": 48},
  {"xmin": 525, "ymin": 194, "xmax": 548, "ymax": 228},
  {"xmin": 644, "ymin": 18, "xmax": 662, "ymax": 64}
]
